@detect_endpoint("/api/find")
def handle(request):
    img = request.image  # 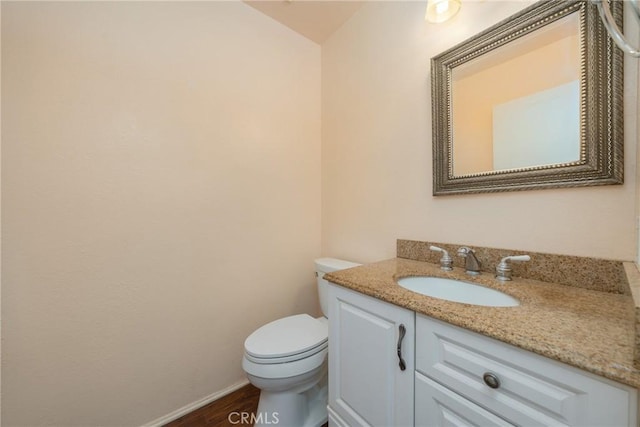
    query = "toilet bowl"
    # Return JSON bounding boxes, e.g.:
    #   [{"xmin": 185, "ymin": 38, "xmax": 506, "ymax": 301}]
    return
[{"xmin": 242, "ymin": 258, "xmax": 359, "ymax": 427}]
